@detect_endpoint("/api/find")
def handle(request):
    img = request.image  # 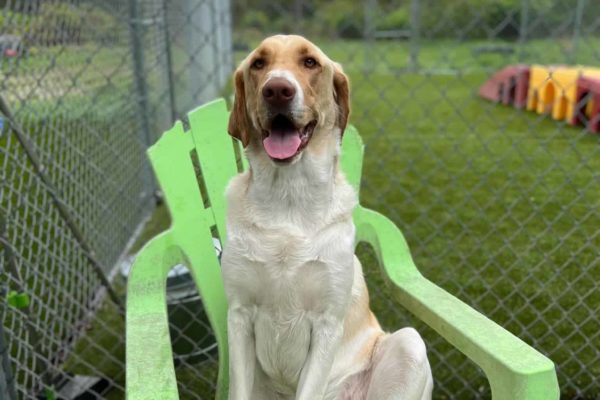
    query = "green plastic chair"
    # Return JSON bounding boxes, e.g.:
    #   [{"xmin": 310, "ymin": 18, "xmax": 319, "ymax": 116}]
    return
[{"xmin": 126, "ymin": 98, "xmax": 559, "ymax": 400}]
